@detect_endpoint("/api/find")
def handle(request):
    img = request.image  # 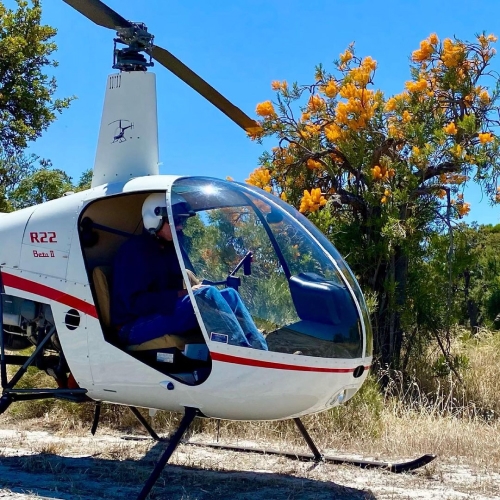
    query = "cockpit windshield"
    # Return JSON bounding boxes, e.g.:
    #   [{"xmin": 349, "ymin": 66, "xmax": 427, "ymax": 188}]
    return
[{"xmin": 172, "ymin": 177, "xmax": 370, "ymax": 359}]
